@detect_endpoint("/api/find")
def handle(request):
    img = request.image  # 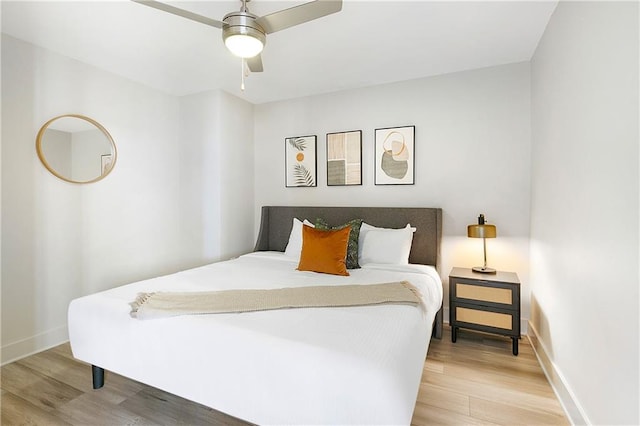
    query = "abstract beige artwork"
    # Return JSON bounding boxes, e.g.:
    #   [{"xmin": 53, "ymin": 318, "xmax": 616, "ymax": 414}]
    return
[
  {"xmin": 374, "ymin": 126, "xmax": 415, "ymax": 185},
  {"xmin": 326, "ymin": 130, "xmax": 362, "ymax": 186}
]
